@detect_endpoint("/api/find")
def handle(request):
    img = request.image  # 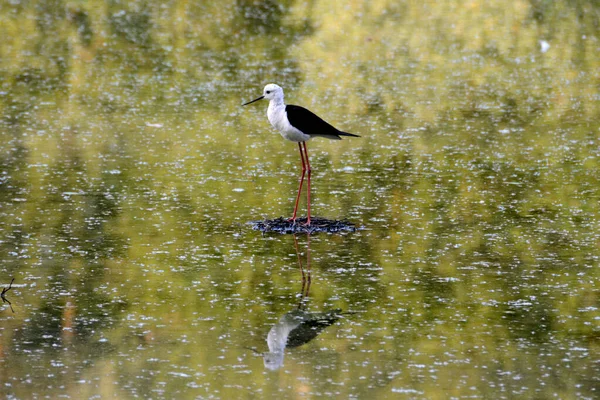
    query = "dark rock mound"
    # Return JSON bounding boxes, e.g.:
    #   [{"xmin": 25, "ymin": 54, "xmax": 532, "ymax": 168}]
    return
[{"xmin": 250, "ymin": 217, "xmax": 357, "ymax": 234}]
